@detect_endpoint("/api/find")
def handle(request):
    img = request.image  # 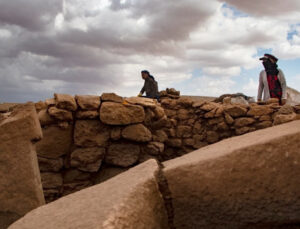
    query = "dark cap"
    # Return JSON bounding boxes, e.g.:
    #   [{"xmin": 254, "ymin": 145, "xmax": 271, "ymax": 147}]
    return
[{"xmin": 259, "ymin": 54, "xmax": 278, "ymax": 62}]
